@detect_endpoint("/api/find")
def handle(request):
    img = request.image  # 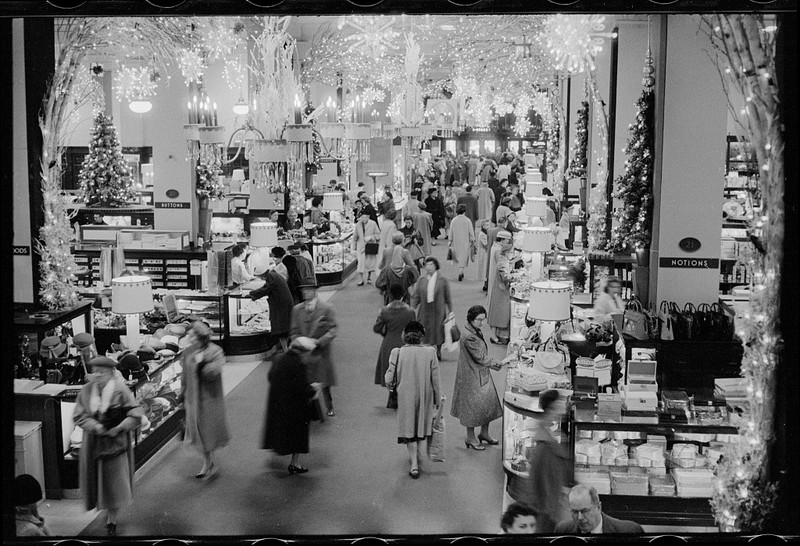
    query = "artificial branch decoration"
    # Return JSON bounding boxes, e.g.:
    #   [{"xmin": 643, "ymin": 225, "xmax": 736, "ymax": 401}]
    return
[
  {"xmin": 585, "ymin": 73, "xmax": 610, "ymax": 251},
  {"xmin": 608, "ymin": 58, "xmax": 655, "ymax": 253},
  {"xmin": 567, "ymin": 100, "xmax": 589, "ymax": 179},
  {"xmin": 698, "ymin": 14, "xmax": 784, "ymax": 533},
  {"xmin": 195, "ymin": 161, "xmax": 225, "ymax": 201}
]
